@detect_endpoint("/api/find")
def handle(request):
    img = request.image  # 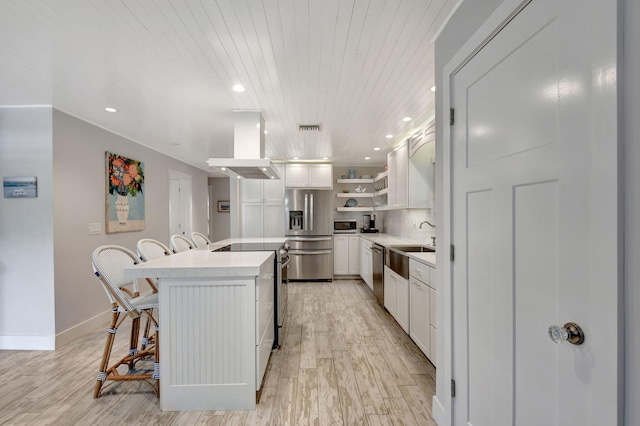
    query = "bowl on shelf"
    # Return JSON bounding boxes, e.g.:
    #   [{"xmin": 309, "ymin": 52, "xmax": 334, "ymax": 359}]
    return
[
  {"xmin": 360, "ymin": 174, "xmax": 372, "ymax": 179},
  {"xmin": 341, "ymin": 175, "xmax": 347, "ymax": 179},
  {"xmin": 344, "ymin": 198, "xmax": 358, "ymax": 207},
  {"xmin": 342, "ymin": 189, "xmax": 350, "ymax": 193}
]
